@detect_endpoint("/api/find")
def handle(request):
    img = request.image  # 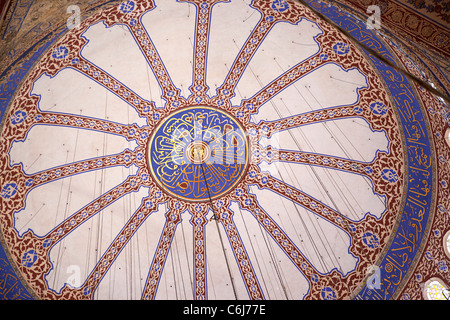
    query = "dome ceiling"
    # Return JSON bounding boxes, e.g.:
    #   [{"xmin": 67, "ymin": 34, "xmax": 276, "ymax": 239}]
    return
[{"xmin": 0, "ymin": 0, "xmax": 449, "ymax": 301}]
